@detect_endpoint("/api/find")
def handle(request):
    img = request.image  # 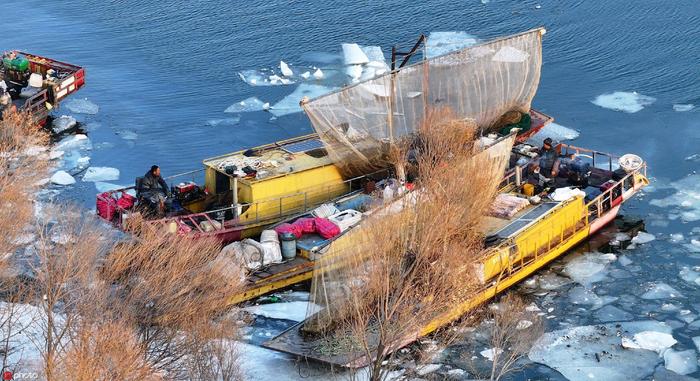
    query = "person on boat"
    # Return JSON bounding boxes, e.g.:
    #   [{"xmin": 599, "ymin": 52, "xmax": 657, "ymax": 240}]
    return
[
  {"xmin": 559, "ymin": 153, "xmax": 590, "ymax": 187},
  {"xmin": 526, "ymin": 162, "xmax": 550, "ymax": 192},
  {"xmin": 538, "ymin": 137, "xmax": 560, "ymax": 177},
  {"xmin": 138, "ymin": 165, "xmax": 170, "ymax": 216}
]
